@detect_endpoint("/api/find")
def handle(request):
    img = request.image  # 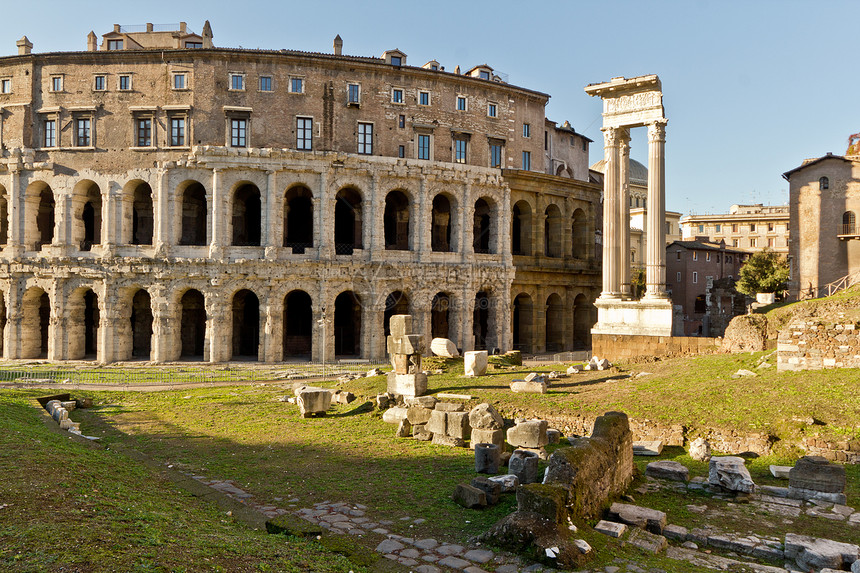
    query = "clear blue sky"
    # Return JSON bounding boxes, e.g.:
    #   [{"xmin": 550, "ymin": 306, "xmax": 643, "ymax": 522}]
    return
[{"xmin": 2, "ymin": 0, "xmax": 857, "ymax": 216}]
